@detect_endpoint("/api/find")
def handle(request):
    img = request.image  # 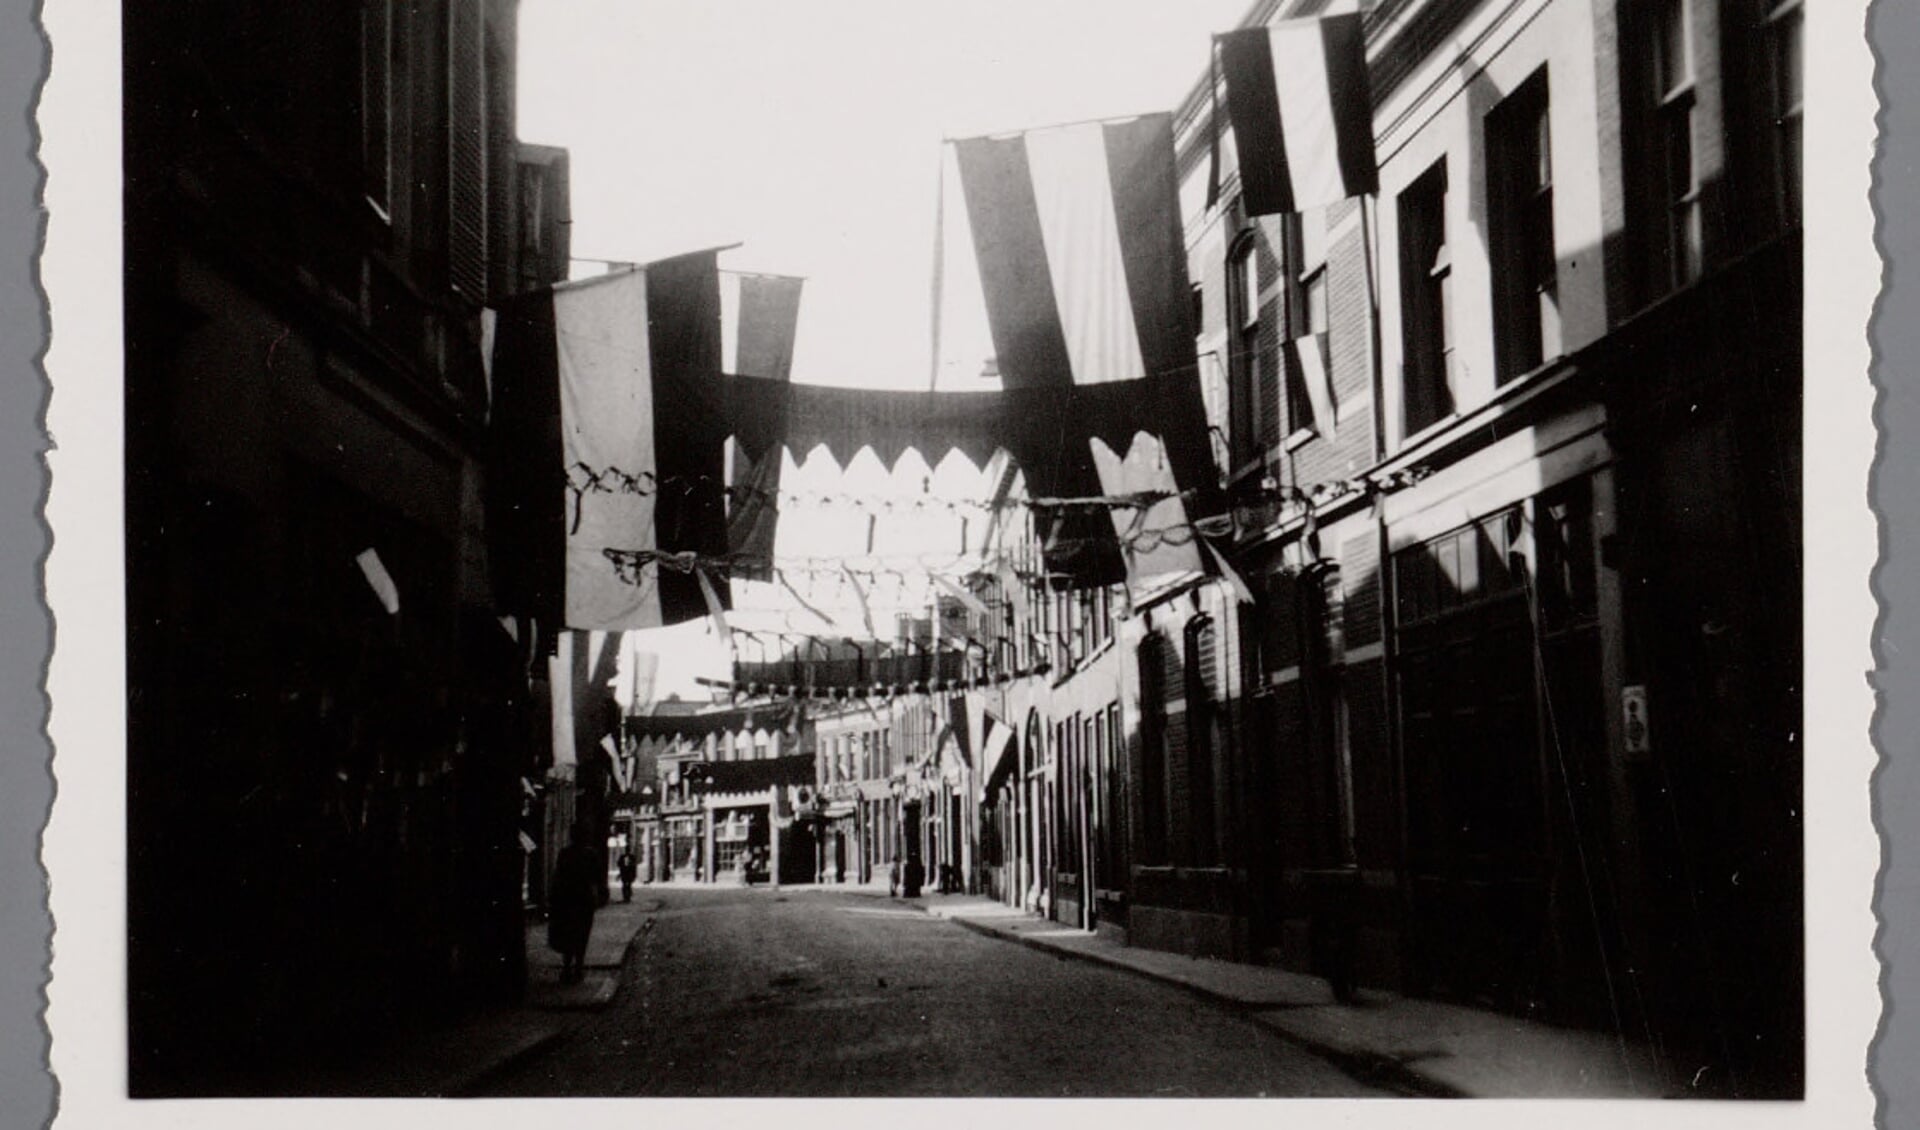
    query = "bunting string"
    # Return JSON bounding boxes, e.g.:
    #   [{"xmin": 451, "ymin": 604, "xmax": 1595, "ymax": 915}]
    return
[{"xmin": 566, "ymin": 464, "xmax": 1428, "ymax": 515}]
